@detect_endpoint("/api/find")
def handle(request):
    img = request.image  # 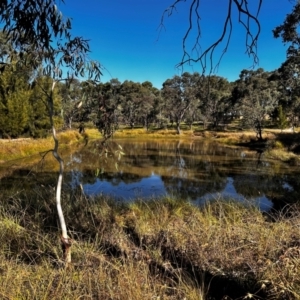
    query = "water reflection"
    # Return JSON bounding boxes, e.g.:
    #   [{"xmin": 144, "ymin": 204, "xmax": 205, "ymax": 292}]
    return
[
  {"xmin": 63, "ymin": 139, "xmax": 300, "ymax": 210},
  {"xmin": 197, "ymin": 177, "xmax": 273, "ymax": 211},
  {"xmin": 84, "ymin": 172, "xmax": 167, "ymax": 199},
  {"xmin": 1, "ymin": 139, "xmax": 300, "ymax": 211}
]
